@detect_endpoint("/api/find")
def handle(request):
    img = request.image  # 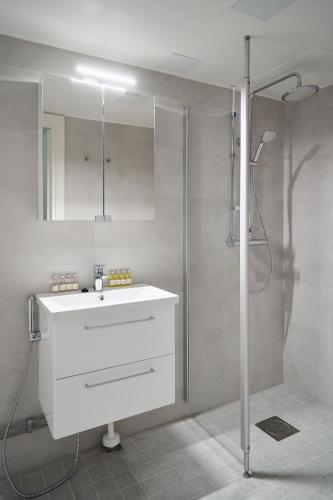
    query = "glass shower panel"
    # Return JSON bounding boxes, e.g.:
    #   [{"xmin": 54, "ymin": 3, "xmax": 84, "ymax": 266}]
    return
[{"xmin": 188, "ymin": 90, "xmax": 241, "ymax": 412}]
